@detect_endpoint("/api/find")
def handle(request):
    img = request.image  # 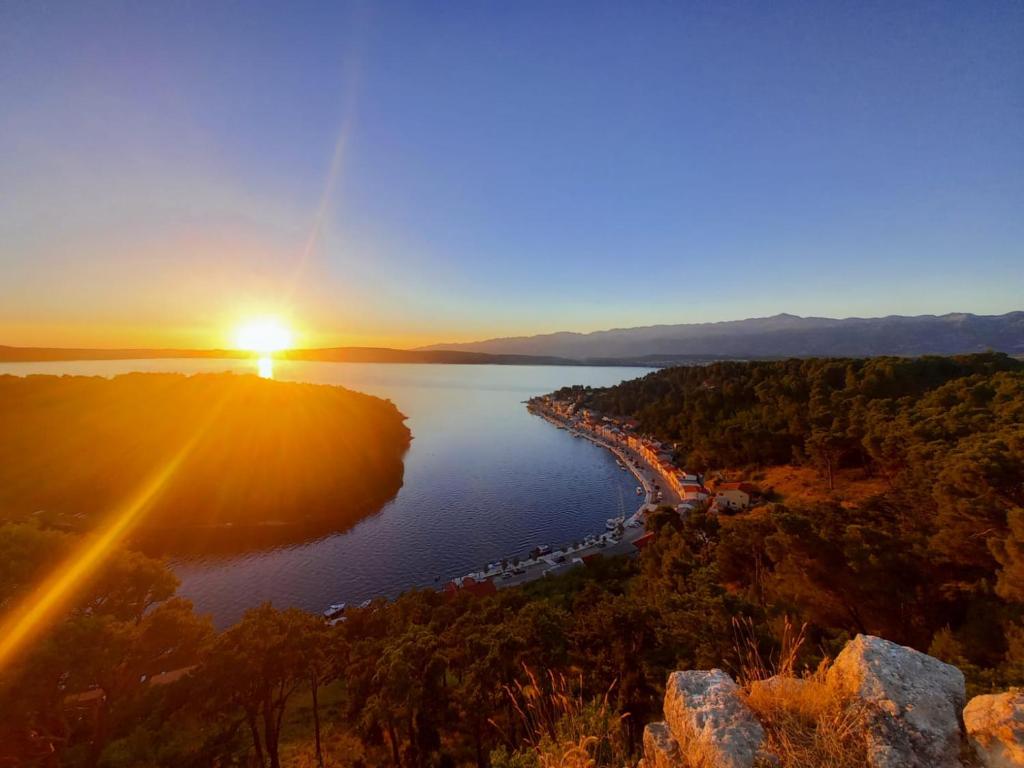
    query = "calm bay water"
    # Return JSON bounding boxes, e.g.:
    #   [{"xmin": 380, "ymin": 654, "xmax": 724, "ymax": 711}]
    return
[{"xmin": 0, "ymin": 359, "xmax": 654, "ymax": 626}]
